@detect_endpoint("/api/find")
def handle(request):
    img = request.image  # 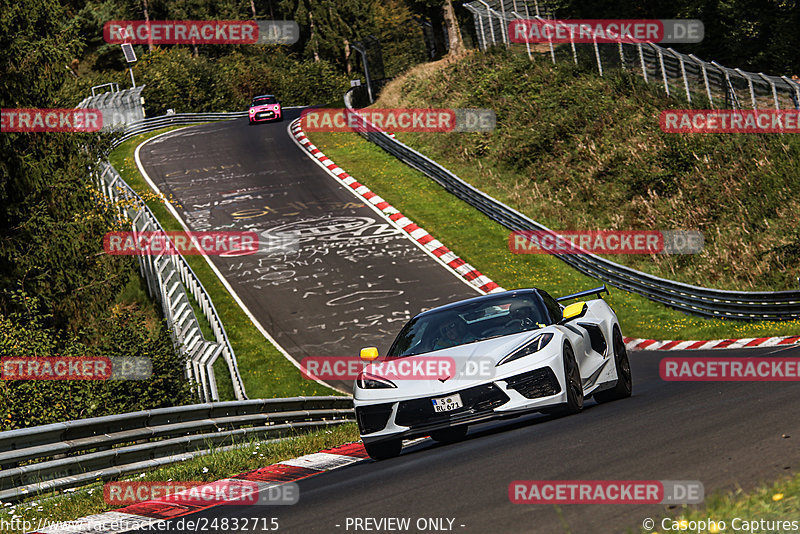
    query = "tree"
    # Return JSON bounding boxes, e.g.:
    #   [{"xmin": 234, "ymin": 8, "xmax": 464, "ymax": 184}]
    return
[
  {"xmin": 405, "ymin": 0, "xmax": 467, "ymax": 59},
  {"xmin": 0, "ymin": 0, "xmax": 126, "ymax": 327},
  {"xmin": 281, "ymin": 0, "xmax": 377, "ymax": 70},
  {"xmin": 442, "ymin": 0, "xmax": 464, "ymax": 56}
]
